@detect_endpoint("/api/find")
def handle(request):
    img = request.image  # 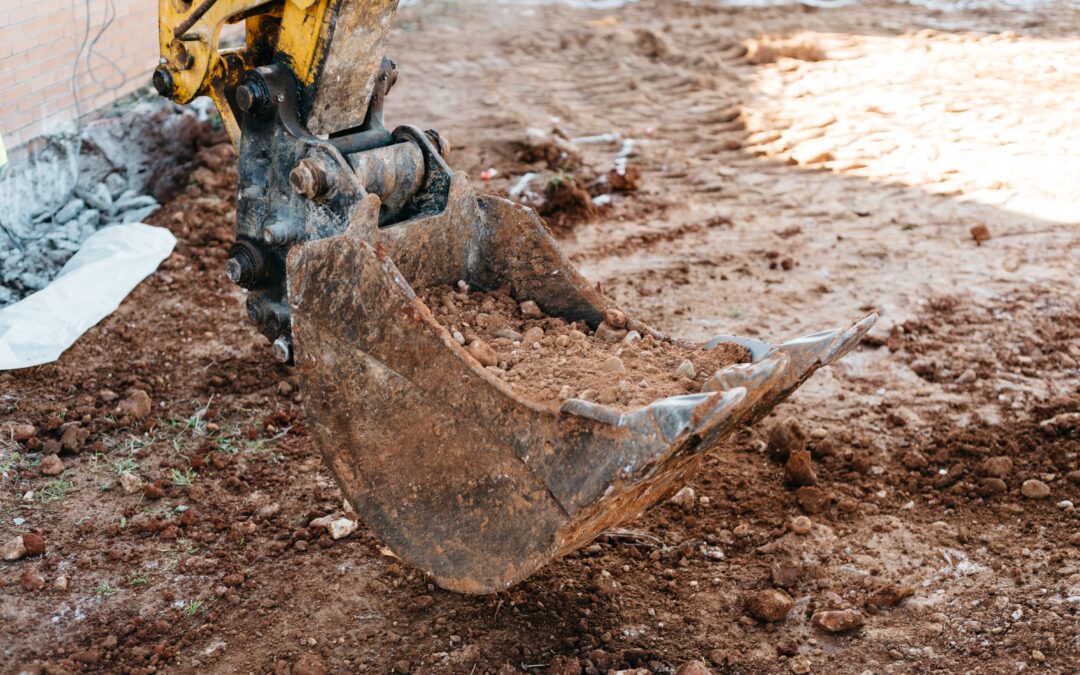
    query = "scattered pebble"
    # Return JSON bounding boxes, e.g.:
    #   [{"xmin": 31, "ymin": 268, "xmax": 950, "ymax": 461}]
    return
[
  {"xmin": 2, "ymin": 535, "xmax": 27, "ymax": 561},
  {"xmin": 791, "ymin": 516, "xmax": 812, "ymax": 535},
  {"xmin": 119, "ymin": 472, "xmax": 144, "ymax": 495},
  {"xmin": 811, "ymin": 609, "xmax": 865, "ymax": 633},
  {"xmin": 980, "ymin": 456, "xmax": 1013, "ymax": 479},
  {"xmin": 594, "ymin": 569, "xmax": 620, "ymax": 595},
  {"xmin": 901, "ymin": 450, "xmax": 928, "ymax": 470},
  {"xmin": 602, "ymin": 308, "xmax": 628, "ymax": 329},
  {"xmin": 785, "ymin": 449, "xmax": 817, "ymax": 486},
  {"xmin": 768, "ymin": 417, "xmax": 806, "ymax": 462},
  {"xmin": 675, "ymin": 359, "xmax": 696, "ymax": 379},
  {"xmin": 970, "ymin": 223, "xmax": 991, "ymax": 244},
  {"xmin": 789, "ymin": 655, "xmax": 811, "ymax": 674},
  {"xmin": 796, "ymin": 486, "xmax": 831, "ymax": 514},
  {"xmin": 746, "ymin": 588, "xmax": 795, "ymax": 622},
  {"xmin": 466, "ymin": 339, "xmax": 499, "ymax": 367},
  {"xmin": 310, "ymin": 515, "xmax": 358, "ymax": 540},
  {"xmin": 20, "ymin": 566, "xmax": 46, "ymax": 592},
  {"xmin": 519, "ymin": 300, "xmax": 543, "ymax": 319},
  {"xmin": 675, "ymin": 660, "xmax": 714, "ymax": 675},
  {"xmin": 770, "ymin": 559, "xmax": 802, "ymax": 588},
  {"xmin": 54, "ymin": 575, "xmax": 68, "ymax": 591},
  {"xmin": 1021, "ymin": 479, "xmax": 1050, "ymax": 499},
  {"xmin": 7, "ymin": 423, "xmax": 36, "ymax": 442},
  {"xmin": 22, "ymin": 533, "xmax": 45, "ymax": 556}
]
